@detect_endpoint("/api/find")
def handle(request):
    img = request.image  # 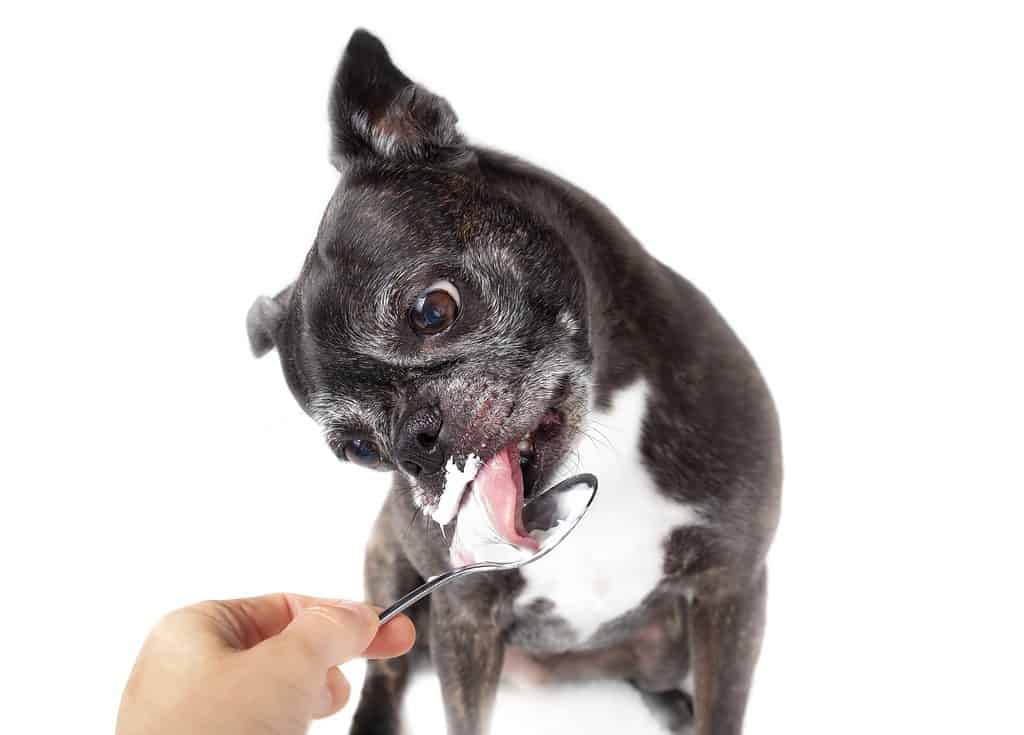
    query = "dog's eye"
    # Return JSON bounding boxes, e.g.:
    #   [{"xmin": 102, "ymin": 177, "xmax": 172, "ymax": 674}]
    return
[
  {"xmin": 343, "ymin": 439, "xmax": 382, "ymax": 468},
  {"xmin": 410, "ymin": 280, "xmax": 460, "ymax": 335}
]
